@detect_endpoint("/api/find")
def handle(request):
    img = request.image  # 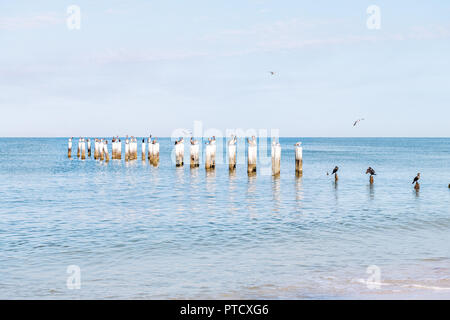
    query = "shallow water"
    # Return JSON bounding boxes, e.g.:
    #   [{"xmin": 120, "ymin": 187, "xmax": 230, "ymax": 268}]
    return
[{"xmin": 0, "ymin": 137, "xmax": 449, "ymax": 299}]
